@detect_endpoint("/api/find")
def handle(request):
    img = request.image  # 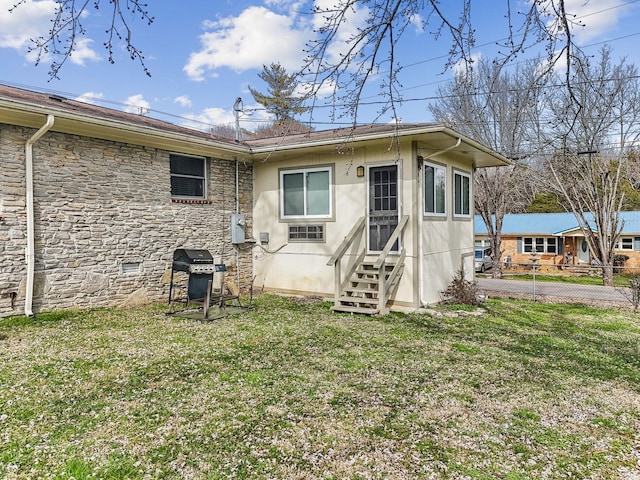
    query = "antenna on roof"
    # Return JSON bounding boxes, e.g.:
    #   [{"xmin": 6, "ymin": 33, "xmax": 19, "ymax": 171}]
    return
[{"xmin": 233, "ymin": 97, "xmax": 243, "ymax": 143}]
